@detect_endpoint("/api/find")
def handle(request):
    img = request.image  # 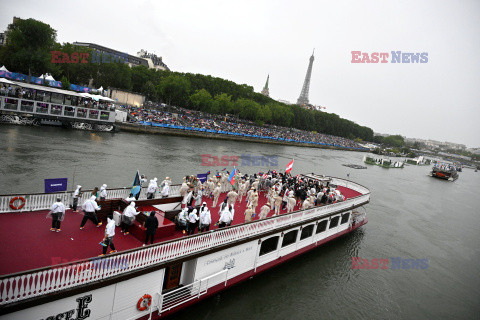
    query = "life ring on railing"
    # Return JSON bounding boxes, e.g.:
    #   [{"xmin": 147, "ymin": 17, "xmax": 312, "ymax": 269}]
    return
[
  {"xmin": 9, "ymin": 196, "xmax": 26, "ymax": 210},
  {"xmin": 137, "ymin": 294, "xmax": 152, "ymax": 311}
]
